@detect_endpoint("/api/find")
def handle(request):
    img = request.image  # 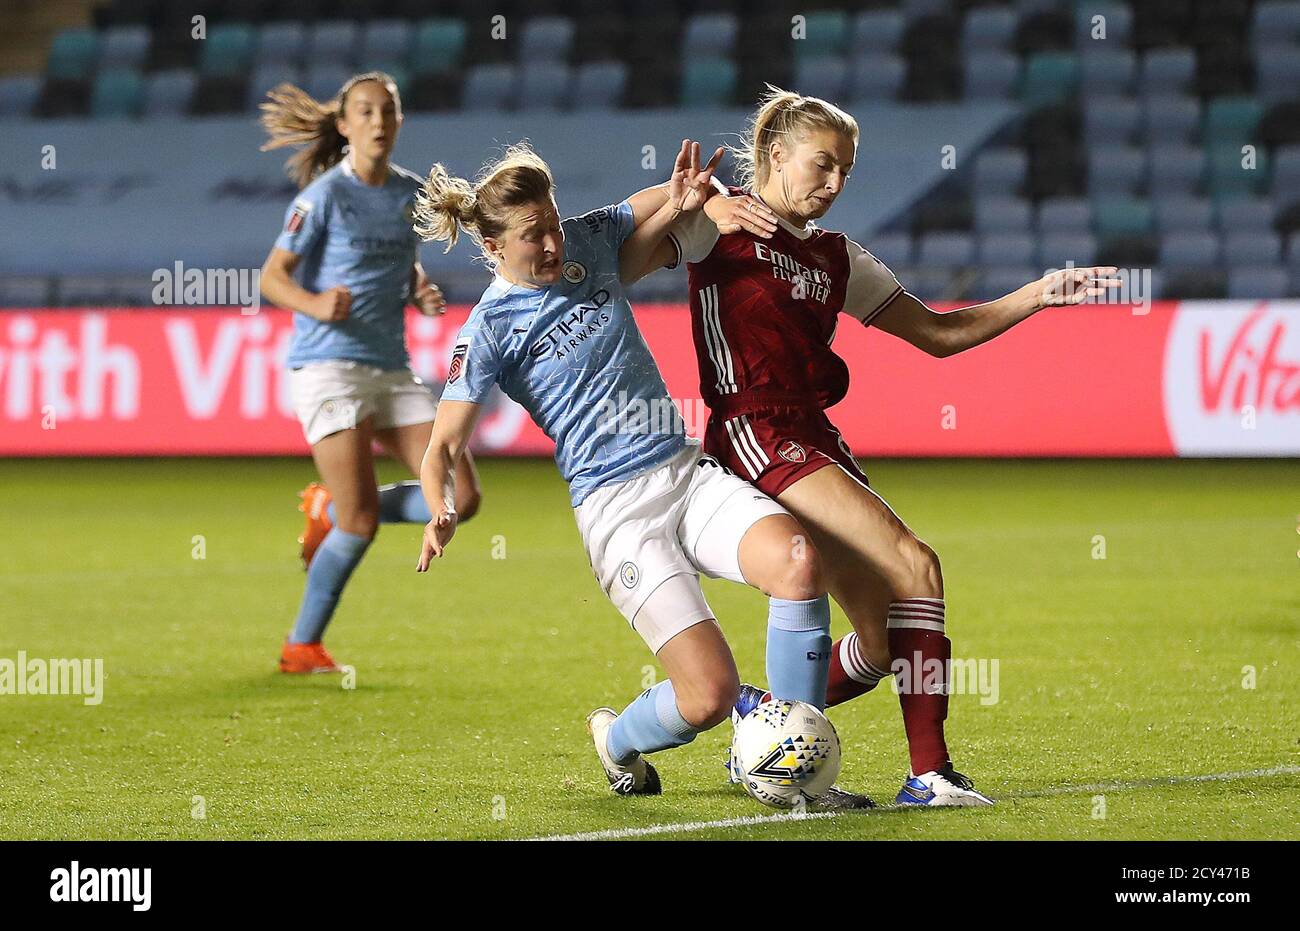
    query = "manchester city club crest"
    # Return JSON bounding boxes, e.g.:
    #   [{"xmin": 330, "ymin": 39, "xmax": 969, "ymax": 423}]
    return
[
  {"xmin": 777, "ymin": 440, "xmax": 807, "ymax": 463},
  {"xmin": 619, "ymin": 561, "xmax": 639, "ymax": 589},
  {"xmin": 562, "ymin": 261, "xmax": 587, "ymax": 283}
]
